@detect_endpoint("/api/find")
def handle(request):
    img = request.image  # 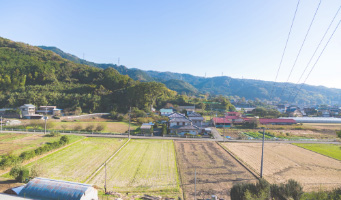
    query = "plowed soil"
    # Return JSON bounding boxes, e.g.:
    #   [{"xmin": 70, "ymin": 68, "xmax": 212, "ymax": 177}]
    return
[
  {"xmin": 174, "ymin": 141, "xmax": 257, "ymax": 200},
  {"xmin": 223, "ymin": 143, "xmax": 341, "ymax": 191}
]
